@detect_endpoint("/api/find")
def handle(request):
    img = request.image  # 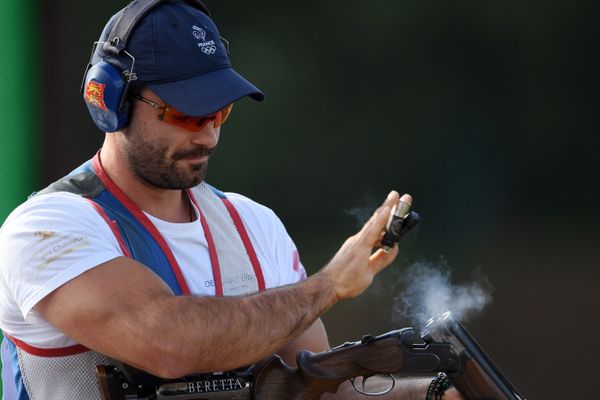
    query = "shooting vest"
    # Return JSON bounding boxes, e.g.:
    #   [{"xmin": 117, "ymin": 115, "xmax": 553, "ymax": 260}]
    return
[{"xmin": 1, "ymin": 152, "xmax": 265, "ymax": 400}]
